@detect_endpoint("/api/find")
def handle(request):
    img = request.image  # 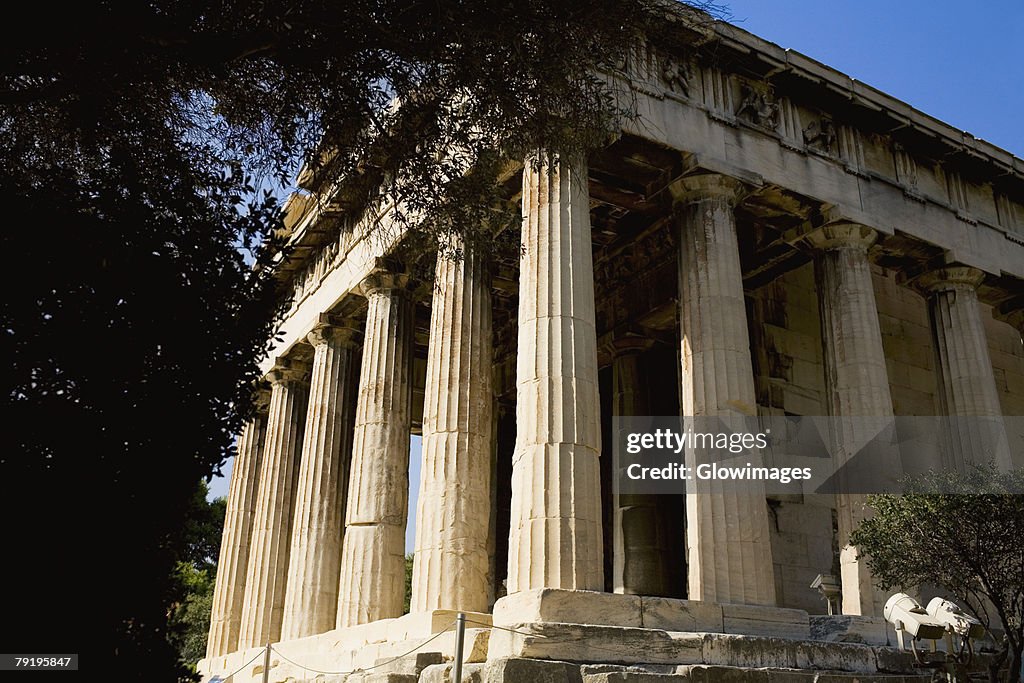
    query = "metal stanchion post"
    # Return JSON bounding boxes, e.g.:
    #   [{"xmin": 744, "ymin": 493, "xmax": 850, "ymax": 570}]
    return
[
  {"xmin": 453, "ymin": 612, "xmax": 466, "ymax": 683},
  {"xmin": 262, "ymin": 643, "xmax": 271, "ymax": 683}
]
